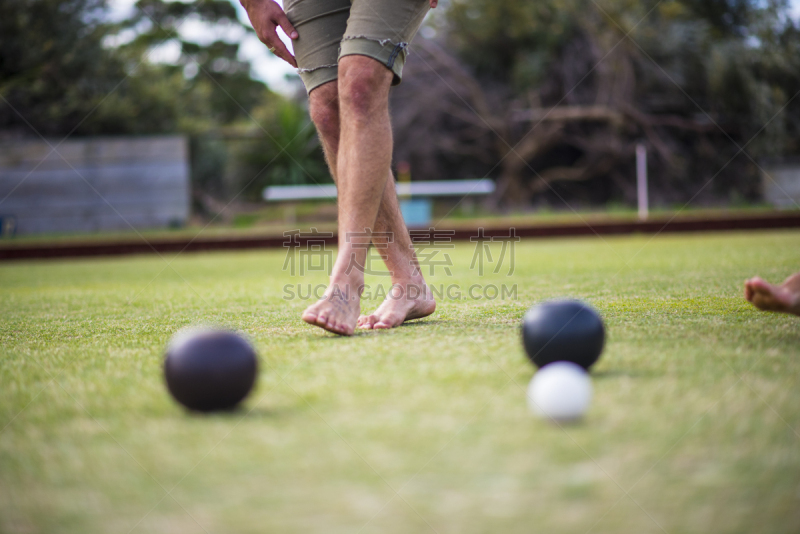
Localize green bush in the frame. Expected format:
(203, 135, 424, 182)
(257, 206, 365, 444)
(233, 98, 330, 200)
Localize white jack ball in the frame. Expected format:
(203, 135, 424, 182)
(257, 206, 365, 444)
(527, 361, 592, 421)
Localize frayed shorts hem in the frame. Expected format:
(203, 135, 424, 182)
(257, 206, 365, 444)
(300, 37, 410, 94)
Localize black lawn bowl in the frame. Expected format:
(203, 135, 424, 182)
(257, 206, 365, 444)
(164, 329, 257, 412)
(522, 300, 605, 370)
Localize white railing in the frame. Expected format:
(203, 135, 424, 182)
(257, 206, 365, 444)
(263, 179, 495, 201)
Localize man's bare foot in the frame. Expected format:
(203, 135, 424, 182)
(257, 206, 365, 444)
(302, 278, 362, 335)
(358, 281, 436, 330)
(744, 273, 800, 316)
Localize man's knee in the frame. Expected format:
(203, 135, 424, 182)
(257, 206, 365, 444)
(338, 56, 392, 117)
(309, 82, 340, 141)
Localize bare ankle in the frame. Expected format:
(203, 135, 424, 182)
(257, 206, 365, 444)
(386, 280, 432, 303)
(328, 272, 365, 300)
(391, 270, 427, 288)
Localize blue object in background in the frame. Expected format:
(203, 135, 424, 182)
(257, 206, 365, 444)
(400, 199, 432, 228)
(0, 215, 16, 237)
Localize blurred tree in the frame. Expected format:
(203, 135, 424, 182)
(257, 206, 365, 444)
(233, 98, 331, 199)
(113, 0, 268, 126)
(0, 0, 328, 203)
(0, 0, 253, 135)
(392, 0, 800, 206)
(0, 0, 129, 135)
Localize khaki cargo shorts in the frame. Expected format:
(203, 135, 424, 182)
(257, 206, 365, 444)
(284, 0, 430, 93)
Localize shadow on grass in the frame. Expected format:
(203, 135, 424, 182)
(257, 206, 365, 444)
(238, 405, 297, 419)
(305, 318, 448, 338)
(354, 319, 448, 333)
(398, 319, 446, 328)
(175, 404, 297, 420)
(591, 368, 659, 379)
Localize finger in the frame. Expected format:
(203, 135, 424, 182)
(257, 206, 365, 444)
(275, 12, 299, 39)
(266, 37, 298, 68)
(429, 0, 438, 7)
(256, 21, 277, 45)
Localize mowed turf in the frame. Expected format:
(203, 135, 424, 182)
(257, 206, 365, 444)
(1, 230, 799, 534)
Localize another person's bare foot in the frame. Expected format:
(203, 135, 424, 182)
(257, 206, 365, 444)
(302, 276, 362, 335)
(358, 280, 436, 330)
(744, 273, 800, 316)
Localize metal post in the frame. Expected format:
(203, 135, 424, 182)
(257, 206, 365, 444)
(636, 143, 648, 221)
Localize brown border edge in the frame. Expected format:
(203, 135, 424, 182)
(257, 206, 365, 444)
(1, 213, 799, 261)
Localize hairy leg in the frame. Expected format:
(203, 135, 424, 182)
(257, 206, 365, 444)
(301, 56, 394, 335)
(359, 181, 435, 330)
(744, 272, 800, 317)
(304, 78, 435, 333)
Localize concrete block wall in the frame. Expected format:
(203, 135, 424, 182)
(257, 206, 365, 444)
(0, 136, 190, 235)
(762, 160, 800, 209)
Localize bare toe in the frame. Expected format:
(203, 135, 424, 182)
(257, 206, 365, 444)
(360, 282, 436, 331)
(373, 314, 401, 329)
(743, 275, 799, 314)
(744, 279, 755, 302)
(359, 314, 378, 329)
(302, 309, 318, 324)
(300, 281, 362, 335)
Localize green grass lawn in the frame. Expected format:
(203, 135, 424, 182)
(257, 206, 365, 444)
(1, 230, 799, 534)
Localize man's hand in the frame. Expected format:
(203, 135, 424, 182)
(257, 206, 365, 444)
(240, 0, 298, 68)
(429, 0, 438, 7)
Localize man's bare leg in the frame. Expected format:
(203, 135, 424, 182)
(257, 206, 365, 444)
(301, 56, 397, 335)
(744, 273, 800, 316)
(358, 179, 435, 330)
(303, 78, 435, 333)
